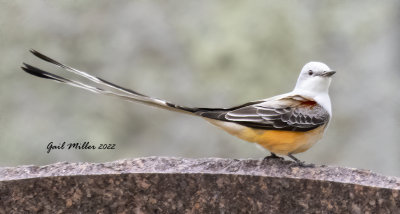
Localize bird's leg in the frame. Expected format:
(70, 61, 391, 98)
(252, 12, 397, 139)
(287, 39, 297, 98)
(287, 154, 301, 162)
(288, 154, 314, 167)
(263, 152, 284, 160)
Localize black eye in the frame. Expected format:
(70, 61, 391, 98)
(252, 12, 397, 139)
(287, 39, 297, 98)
(308, 70, 313, 75)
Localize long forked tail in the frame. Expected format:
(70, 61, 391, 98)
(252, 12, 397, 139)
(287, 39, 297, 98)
(21, 50, 200, 115)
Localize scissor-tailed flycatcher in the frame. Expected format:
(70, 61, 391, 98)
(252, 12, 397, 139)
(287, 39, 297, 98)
(22, 50, 335, 165)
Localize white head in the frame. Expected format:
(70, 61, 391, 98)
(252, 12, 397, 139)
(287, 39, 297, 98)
(294, 62, 335, 95)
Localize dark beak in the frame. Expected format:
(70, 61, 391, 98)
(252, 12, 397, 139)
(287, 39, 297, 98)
(321, 70, 336, 77)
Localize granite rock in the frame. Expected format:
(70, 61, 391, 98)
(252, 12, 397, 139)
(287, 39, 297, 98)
(0, 157, 399, 213)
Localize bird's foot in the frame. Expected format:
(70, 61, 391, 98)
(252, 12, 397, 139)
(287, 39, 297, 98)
(288, 154, 315, 168)
(263, 153, 284, 161)
(294, 162, 315, 168)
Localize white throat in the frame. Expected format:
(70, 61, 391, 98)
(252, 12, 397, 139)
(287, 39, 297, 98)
(294, 76, 332, 96)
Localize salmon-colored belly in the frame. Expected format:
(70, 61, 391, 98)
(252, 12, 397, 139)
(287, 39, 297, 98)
(207, 119, 326, 155)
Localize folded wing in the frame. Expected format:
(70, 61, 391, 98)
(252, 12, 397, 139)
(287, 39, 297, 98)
(196, 95, 329, 132)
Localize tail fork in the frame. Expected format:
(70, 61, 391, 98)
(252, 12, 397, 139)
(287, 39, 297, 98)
(22, 50, 197, 115)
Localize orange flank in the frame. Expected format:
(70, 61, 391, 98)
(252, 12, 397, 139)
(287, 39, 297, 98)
(206, 119, 326, 155)
(238, 126, 326, 155)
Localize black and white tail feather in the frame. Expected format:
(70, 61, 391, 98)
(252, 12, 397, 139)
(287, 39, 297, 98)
(22, 50, 212, 114)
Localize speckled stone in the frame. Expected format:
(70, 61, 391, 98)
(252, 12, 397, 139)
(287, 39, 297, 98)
(0, 157, 399, 213)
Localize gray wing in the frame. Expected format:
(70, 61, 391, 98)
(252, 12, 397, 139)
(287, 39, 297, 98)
(197, 96, 330, 132)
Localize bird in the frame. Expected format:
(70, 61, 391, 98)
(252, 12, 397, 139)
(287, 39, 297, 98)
(22, 50, 335, 166)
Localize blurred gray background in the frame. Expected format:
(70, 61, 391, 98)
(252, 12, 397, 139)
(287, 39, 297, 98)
(1, 1, 400, 176)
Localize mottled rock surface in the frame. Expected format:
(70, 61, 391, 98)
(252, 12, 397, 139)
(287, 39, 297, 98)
(0, 157, 399, 213)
